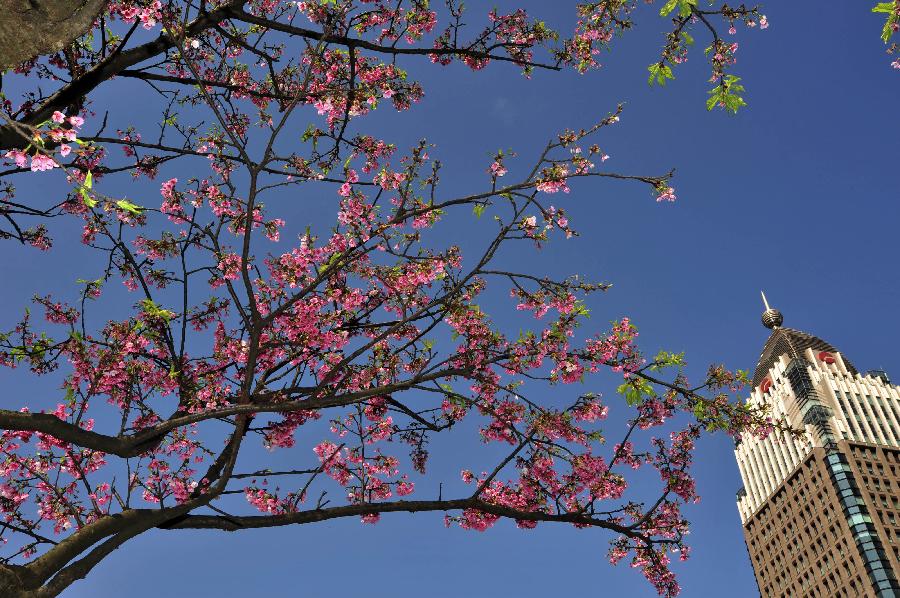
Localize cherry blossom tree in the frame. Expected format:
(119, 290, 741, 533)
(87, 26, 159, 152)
(0, 2, 795, 597)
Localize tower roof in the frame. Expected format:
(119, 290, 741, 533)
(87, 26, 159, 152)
(751, 293, 857, 387)
(752, 327, 858, 387)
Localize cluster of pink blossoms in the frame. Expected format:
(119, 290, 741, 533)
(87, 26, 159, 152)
(513, 289, 576, 319)
(244, 487, 302, 515)
(107, 1, 164, 30)
(454, 471, 547, 531)
(372, 168, 406, 190)
(35, 295, 79, 325)
(304, 49, 423, 127)
(264, 410, 322, 449)
(535, 164, 571, 194)
(338, 169, 360, 197)
(656, 186, 677, 202)
(582, 317, 643, 376)
(564, 3, 630, 72)
(4, 111, 85, 172)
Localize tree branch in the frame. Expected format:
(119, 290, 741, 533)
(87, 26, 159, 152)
(157, 497, 642, 538)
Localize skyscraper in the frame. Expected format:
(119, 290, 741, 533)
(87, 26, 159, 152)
(733, 295, 900, 597)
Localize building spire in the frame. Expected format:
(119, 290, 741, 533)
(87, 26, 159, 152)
(760, 290, 784, 329)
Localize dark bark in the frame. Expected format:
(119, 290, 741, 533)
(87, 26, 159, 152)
(0, 0, 108, 70)
(158, 498, 638, 534)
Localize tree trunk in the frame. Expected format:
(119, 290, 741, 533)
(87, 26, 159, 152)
(0, 564, 36, 598)
(0, 0, 108, 70)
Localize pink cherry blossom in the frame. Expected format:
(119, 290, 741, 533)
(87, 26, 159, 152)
(4, 149, 27, 168)
(30, 154, 57, 172)
(656, 187, 676, 202)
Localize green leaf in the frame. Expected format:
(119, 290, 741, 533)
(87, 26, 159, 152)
(572, 300, 590, 317)
(140, 299, 175, 321)
(79, 172, 96, 207)
(706, 76, 747, 113)
(724, 94, 747, 112)
(116, 199, 143, 214)
(677, 0, 697, 18)
(472, 203, 485, 218)
(659, 0, 678, 16)
(881, 17, 896, 43)
(651, 350, 686, 369)
(79, 187, 96, 208)
(617, 382, 641, 407)
(617, 379, 654, 406)
(648, 63, 675, 87)
(872, 2, 895, 13)
(681, 31, 694, 46)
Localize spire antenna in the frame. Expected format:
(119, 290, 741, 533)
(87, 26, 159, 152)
(760, 291, 783, 329)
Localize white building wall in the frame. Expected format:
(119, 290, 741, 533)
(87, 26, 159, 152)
(734, 348, 900, 524)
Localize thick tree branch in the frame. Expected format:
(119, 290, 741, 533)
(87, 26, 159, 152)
(157, 497, 642, 538)
(0, 368, 469, 458)
(0, 0, 107, 71)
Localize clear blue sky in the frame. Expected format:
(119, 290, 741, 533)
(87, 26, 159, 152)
(2, 2, 899, 596)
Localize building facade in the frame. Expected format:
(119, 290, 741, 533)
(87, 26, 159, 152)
(733, 298, 900, 597)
